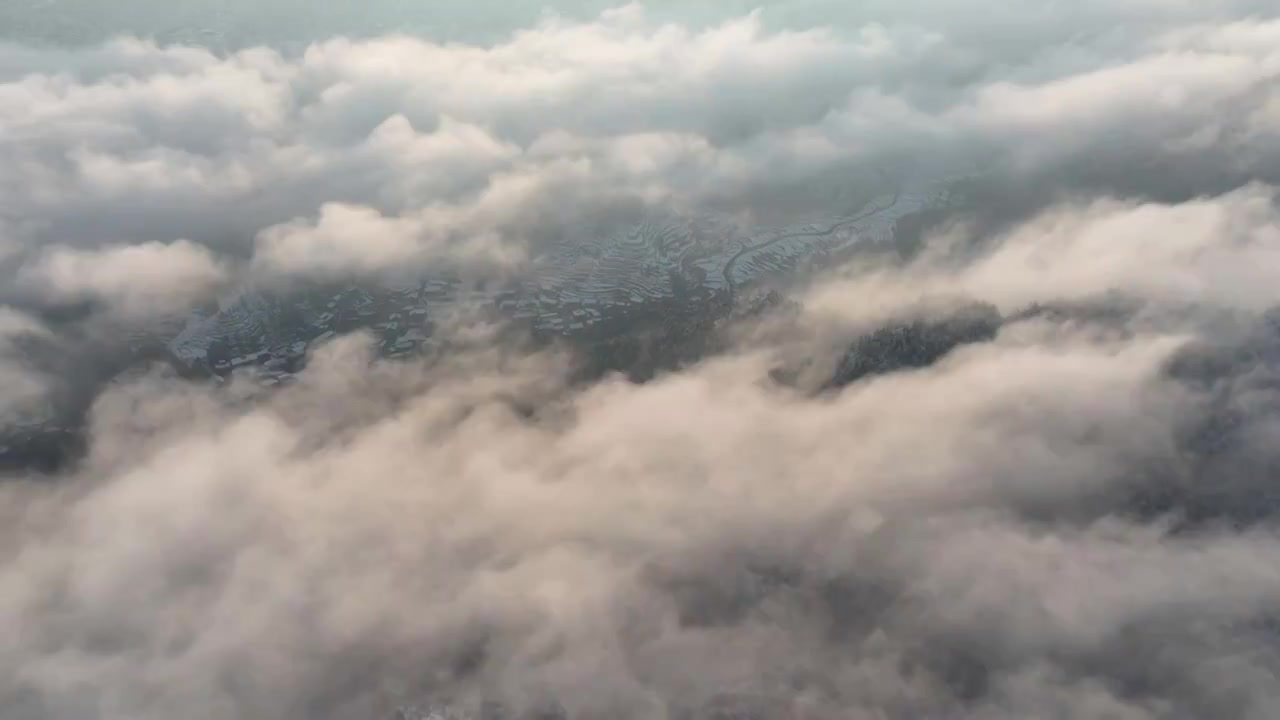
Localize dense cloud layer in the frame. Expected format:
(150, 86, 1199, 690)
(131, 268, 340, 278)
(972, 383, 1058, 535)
(4, 2, 1280, 719)
(3, 4, 1279, 299)
(7, 191, 1280, 718)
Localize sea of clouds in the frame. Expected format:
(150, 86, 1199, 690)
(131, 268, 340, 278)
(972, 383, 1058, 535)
(3, 2, 1280, 718)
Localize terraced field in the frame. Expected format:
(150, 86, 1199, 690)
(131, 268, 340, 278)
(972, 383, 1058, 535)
(164, 172, 962, 374)
(518, 172, 955, 329)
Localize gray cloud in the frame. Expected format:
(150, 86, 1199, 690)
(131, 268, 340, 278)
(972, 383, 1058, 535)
(2, 6, 1278, 294)
(21, 240, 229, 318)
(3, 3, 1280, 719)
(4, 184, 1280, 717)
(0, 308, 58, 426)
(2, 283, 1280, 712)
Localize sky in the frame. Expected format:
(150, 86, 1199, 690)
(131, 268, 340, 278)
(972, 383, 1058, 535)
(2, 2, 1280, 719)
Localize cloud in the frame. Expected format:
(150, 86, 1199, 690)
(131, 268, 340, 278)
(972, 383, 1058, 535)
(252, 203, 452, 281)
(2, 183, 1280, 717)
(2, 3, 1280, 719)
(805, 184, 1280, 323)
(21, 240, 229, 318)
(1, 5, 1278, 294)
(0, 308, 56, 426)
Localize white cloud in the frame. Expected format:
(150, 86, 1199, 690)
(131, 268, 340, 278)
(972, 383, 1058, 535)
(23, 240, 228, 318)
(806, 186, 1280, 324)
(1, 4, 1280, 718)
(253, 203, 450, 280)
(0, 8, 1276, 290)
(0, 308, 55, 425)
(2, 181, 1280, 715)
